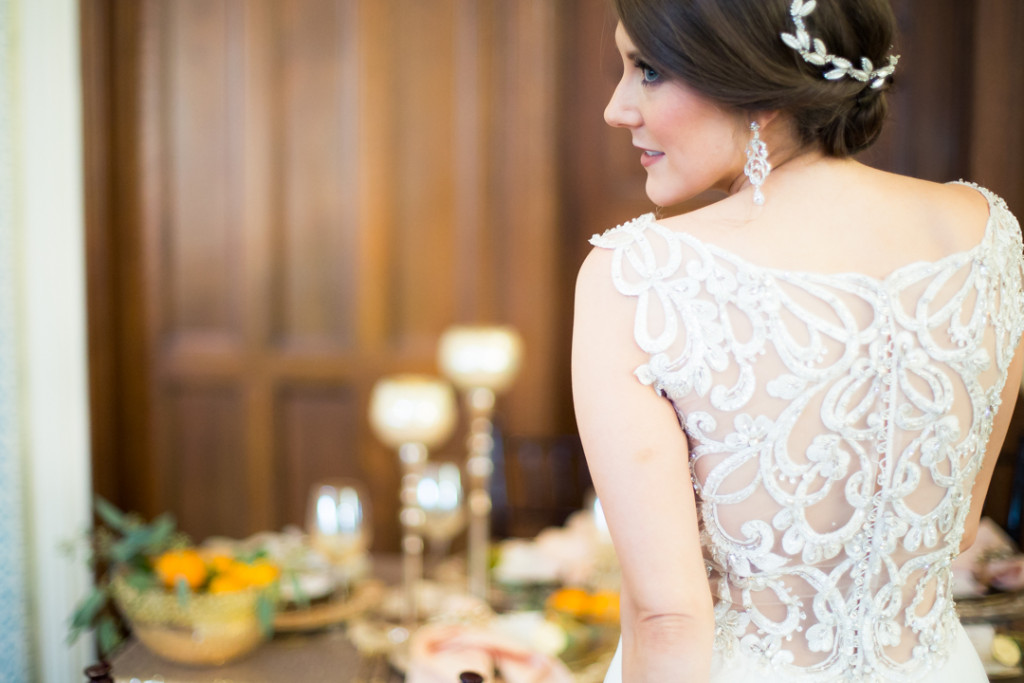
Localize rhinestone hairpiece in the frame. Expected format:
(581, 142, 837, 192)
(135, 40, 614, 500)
(780, 0, 898, 89)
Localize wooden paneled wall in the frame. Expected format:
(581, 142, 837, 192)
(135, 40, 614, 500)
(83, 0, 562, 549)
(83, 0, 1024, 549)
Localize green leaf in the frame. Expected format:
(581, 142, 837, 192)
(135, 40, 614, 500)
(97, 614, 122, 657)
(143, 513, 177, 553)
(256, 593, 276, 636)
(125, 554, 156, 574)
(70, 587, 108, 629)
(237, 547, 269, 564)
(94, 497, 133, 534)
(287, 571, 309, 610)
(109, 525, 160, 564)
(124, 570, 159, 592)
(175, 577, 191, 607)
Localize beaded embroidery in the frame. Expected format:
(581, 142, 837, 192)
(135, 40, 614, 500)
(590, 183, 1024, 681)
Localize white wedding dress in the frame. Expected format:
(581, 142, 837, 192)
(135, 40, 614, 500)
(591, 183, 1024, 682)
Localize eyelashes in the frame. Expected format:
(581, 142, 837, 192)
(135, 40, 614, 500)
(633, 57, 662, 86)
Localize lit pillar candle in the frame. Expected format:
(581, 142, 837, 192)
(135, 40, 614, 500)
(369, 375, 456, 627)
(369, 375, 458, 450)
(438, 325, 523, 601)
(438, 325, 523, 393)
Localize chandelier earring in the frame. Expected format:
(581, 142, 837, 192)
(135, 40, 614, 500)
(744, 122, 771, 205)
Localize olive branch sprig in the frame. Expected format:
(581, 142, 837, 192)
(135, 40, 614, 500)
(67, 498, 184, 657)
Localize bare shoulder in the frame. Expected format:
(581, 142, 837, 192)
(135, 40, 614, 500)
(865, 169, 993, 244)
(575, 245, 616, 299)
(574, 245, 639, 329)
(572, 243, 650, 369)
(898, 172, 990, 207)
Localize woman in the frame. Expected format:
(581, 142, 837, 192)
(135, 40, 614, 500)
(571, 0, 1024, 681)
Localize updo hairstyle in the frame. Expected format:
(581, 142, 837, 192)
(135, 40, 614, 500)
(612, 0, 898, 156)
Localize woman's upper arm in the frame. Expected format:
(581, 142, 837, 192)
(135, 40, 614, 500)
(571, 247, 712, 621)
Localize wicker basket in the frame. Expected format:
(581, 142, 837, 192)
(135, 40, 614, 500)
(111, 574, 269, 666)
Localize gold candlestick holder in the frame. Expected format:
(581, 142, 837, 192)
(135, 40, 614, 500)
(438, 325, 522, 601)
(369, 375, 456, 628)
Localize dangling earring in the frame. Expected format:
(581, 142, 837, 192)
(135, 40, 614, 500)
(744, 122, 771, 205)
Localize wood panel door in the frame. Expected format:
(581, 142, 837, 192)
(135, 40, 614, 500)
(84, 0, 564, 549)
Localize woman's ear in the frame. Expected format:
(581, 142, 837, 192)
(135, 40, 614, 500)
(752, 110, 783, 131)
(752, 110, 803, 156)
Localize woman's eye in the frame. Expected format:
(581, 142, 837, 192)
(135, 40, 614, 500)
(635, 59, 661, 85)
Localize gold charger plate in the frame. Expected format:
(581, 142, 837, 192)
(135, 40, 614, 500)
(273, 580, 384, 633)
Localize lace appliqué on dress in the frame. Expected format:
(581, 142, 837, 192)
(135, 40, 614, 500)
(589, 183, 1024, 682)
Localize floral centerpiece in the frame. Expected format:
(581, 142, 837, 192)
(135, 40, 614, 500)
(483, 506, 621, 679)
(69, 498, 280, 665)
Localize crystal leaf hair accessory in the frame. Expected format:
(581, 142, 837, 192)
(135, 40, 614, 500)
(781, 0, 898, 89)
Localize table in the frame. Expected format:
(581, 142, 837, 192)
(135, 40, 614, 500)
(109, 554, 1024, 683)
(111, 629, 397, 683)
(111, 556, 405, 683)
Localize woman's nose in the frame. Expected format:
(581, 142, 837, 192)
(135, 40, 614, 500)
(604, 79, 641, 129)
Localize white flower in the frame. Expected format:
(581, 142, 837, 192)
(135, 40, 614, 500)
(806, 434, 851, 480)
(493, 539, 560, 584)
(806, 623, 834, 652)
(725, 414, 774, 450)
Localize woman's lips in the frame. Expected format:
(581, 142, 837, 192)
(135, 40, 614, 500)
(640, 149, 664, 167)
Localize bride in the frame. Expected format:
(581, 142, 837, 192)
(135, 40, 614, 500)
(572, 0, 1024, 681)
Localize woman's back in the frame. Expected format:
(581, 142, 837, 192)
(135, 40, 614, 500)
(578, 1, 1024, 680)
(589, 175, 1024, 680)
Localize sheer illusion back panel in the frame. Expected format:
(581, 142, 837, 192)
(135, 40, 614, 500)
(590, 183, 1024, 681)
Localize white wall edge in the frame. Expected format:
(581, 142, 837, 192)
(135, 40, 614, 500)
(11, 0, 95, 679)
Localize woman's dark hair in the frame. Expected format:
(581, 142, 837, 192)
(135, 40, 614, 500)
(612, 0, 898, 156)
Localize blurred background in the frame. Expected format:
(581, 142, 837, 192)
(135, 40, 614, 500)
(2, 0, 1023, 679)
(80, 0, 1024, 552)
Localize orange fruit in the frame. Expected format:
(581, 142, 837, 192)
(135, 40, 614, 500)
(153, 549, 207, 590)
(205, 553, 235, 574)
(208, 574, 248, 594)
(546, 588, 590, 618)
(241, 560, 280, 587)
(213, 557, 280, 589)
(586, 590, 621, 623)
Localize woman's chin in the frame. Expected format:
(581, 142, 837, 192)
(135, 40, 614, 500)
(643, 182, 688, 209)
(644, 176, 726, 210)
